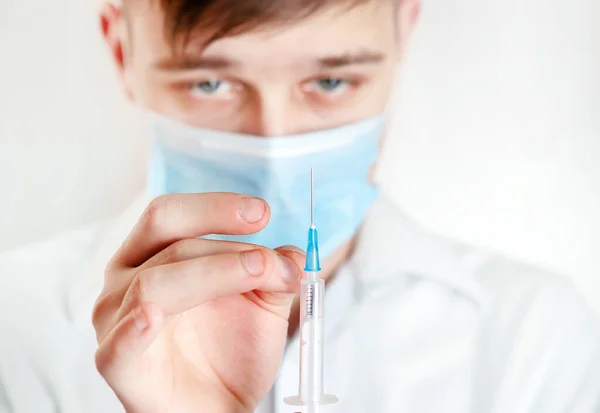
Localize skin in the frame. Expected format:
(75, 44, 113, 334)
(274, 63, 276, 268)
(94, 1, 420, 412)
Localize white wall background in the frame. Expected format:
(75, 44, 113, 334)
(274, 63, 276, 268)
(378, 0, 600, 311)
(0, 1, 598, 309)
(0, 0, 148, 250)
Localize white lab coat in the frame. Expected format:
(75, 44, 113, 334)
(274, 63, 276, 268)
(0, 194, 598, 413)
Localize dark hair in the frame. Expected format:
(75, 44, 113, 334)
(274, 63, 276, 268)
(151, 0, 370, 49)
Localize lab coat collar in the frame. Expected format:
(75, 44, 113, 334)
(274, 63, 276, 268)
(68, 192, 488, 325)
(350, 196, 488, 308)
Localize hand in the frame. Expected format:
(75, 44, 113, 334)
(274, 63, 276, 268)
(92, 193, 304, 413)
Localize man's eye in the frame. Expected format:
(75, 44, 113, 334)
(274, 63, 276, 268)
(189, 80, 232, 97)
(313, 78, 349, 93)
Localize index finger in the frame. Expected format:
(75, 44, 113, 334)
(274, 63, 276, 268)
(110, 193, 270, 269)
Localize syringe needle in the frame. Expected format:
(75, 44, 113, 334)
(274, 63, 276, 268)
(310, 167, 314, 227)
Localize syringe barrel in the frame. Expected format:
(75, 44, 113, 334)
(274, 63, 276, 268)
(299, 274, 325, 402)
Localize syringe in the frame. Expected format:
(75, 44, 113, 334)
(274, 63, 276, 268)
(284, 168, 338, 413)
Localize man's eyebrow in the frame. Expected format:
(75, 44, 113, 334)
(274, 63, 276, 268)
(317, 50, 386, 68)
(154, 56, 238, 71)
(153, 50, 386, 71)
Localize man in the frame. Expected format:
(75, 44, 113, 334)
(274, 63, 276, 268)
(0, 0, 599, 412)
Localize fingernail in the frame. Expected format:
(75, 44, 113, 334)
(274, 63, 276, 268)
(279, 254, 299, 284)
(133, 307, 149, 332)
(238, 197, 266, 223)
(241, 250, 265, 276)
(279, 245, 305, 254)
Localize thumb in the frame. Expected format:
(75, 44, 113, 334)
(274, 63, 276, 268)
(254, 245, 305, 313)
(275, 245, 306, 265)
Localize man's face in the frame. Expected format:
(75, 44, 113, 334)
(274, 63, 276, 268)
(103, 0, 419, 136)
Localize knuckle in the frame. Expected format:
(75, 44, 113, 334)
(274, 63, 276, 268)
(115, 270, 156, 320)
(258, 247, 278, 275)
(202, 193, 221, 213)
(133, 268, 158, 306)
(92, 291, 121, 342)
(94, 347, 112, 376)
(94, 339, 125, 379)
(141, 195, 172, 233)
(164, 238, 196, 263)
(91, 294, 109, 330)
(194, 192, 230, 218)
(104, 259, 117, 278)
(93, 266, 133, 334)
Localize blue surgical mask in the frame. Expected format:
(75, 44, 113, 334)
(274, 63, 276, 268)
(147, 114, 383, 259)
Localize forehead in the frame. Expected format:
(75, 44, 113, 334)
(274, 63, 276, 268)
(127, 1, 397, 67)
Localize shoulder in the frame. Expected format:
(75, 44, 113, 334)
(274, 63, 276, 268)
(437, 234, 600, 411)
(468, 253, 600, 411)
(471, 252, 599, 337)
(363, 196, 597, 318)
(0, 224, 104, 304)
(434, 227, 600, 359)
(364, 196, 600, 409)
